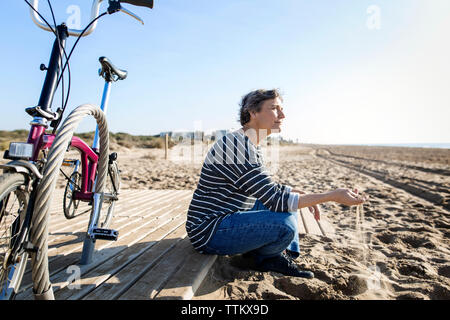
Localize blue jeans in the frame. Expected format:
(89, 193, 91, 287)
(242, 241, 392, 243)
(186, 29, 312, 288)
(203, 200, 300, 263)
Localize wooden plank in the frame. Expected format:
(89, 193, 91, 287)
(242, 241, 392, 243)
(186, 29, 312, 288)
(47, 189, 136, 220)
(21, 190, 174, 284)
(45, 190, 188, 256)
(17, 200, 188, 300)
(48, 207, 185, 295)
(47, 189, 156, 224)
(46, 190, 181, 231)
(299, 207, 322, 235)
(155, 248, 217, 300)
(118, 237, 192, 300)
(47, 191, 190, 277)
(44, 190, 151, 246)
(296, 210, 306, 234)
(17, 190, 192, 299)
(82, 222, 187, 300)
(46, 189, 146, 234)
(317, 217, 336, 238)
(55, 214, 187, 300)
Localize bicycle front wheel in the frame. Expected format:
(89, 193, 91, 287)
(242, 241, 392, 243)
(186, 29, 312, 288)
(0, 172, 30, 300)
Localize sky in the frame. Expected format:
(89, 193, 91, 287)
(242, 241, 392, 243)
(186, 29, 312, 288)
(0, 0, 449, 145)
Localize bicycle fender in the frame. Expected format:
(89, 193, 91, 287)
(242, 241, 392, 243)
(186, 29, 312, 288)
(0, 160, 43, 179)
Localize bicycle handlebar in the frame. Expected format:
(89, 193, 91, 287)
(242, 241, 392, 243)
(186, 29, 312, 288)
(120, 0, 153, 9)
(29, 0, 153, 37)
(30, 0, 103, 37)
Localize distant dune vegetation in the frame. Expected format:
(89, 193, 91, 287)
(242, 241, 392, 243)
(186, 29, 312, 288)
(0, 130, 297, 152)
(0, 130, 176, 151)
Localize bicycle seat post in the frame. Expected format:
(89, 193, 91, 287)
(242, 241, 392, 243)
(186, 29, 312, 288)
(92, 78, 112, 153)
(92, 57, 128, 152)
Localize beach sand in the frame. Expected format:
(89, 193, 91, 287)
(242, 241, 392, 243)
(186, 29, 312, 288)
(100, 142, 449, 300)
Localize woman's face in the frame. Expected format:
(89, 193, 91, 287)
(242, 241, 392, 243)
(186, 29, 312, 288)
(251, 97, 285, 134)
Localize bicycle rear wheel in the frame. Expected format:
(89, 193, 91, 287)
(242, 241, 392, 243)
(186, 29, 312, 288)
(63, 171, 82, 219)
(0, 173, 29, 300)
(99, 159, 120, 228)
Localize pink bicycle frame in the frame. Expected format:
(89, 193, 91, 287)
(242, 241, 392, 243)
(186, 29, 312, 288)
(27, 125, 97, 202)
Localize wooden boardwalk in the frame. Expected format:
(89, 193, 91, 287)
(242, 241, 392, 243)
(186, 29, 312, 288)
(16, 189, 334, 300)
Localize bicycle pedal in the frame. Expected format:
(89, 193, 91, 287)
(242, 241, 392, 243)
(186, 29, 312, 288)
(103, 193, 118, 201)
(62, 159, 77, 167)
(91, 228, 119, 241)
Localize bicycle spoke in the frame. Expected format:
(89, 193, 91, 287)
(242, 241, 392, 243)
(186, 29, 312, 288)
(0, 173, 29, 300)
(0, 194, 22, 251)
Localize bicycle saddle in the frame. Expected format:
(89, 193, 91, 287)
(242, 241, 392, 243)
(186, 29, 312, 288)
(99, 56, 128, 82)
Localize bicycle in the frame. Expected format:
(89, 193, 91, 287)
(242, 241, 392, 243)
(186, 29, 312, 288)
(0, 0, 154, 300)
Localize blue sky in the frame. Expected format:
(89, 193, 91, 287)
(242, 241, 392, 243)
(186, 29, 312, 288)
(1, 0, 449, 144)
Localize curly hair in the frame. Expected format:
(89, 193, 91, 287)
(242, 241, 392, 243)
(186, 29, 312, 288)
(238, 89, 283, 126)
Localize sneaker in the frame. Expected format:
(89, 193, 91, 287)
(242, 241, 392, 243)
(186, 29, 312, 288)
(255, 253, 314, 279)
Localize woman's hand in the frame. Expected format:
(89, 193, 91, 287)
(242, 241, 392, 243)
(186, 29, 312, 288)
(331, 188, 368, 206)
(308, 205, 321, 221)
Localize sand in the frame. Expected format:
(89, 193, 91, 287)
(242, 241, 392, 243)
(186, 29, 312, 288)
(6, 141, 450, 300)
(102, 142, 449, 300)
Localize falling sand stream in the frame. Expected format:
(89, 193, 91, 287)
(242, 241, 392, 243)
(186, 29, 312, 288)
(350, 201, 399, 296)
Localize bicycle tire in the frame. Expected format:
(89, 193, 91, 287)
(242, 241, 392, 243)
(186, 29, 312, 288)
(98, 160, 120, 229)
(0, 173, 30, 300)
(63, 171, 82, 219)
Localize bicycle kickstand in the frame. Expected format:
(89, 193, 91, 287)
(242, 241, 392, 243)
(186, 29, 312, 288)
(80, 192, 119, 265)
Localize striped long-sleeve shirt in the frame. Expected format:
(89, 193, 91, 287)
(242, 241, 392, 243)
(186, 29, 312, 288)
(186, 128, 300, 253)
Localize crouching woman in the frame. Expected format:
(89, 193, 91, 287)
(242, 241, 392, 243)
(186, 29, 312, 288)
(186, 89, 367, 278)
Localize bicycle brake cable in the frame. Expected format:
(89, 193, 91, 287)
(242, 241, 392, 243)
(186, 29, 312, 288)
(56, 11, 108, 93)
(23, 0, 107, 133)
(23, 0, 71, 133)
(46, 0, 67, 134)
(46, 0, 72, 134)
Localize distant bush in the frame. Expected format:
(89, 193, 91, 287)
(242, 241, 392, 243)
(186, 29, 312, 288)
(76, 132, 95, 146)
(0, 141, 10, 151)
(0, 129, 30, 151)
(110, 132, 175, 149)
(265, 136, 299, 146)
(0, 130, 176, 151)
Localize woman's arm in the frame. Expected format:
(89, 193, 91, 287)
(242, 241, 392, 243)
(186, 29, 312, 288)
(292, 188, 368, 221)
(291, 188, 322, 221)
(296, 188, 367, 209)
(296, 192, 334, 209)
